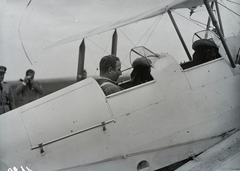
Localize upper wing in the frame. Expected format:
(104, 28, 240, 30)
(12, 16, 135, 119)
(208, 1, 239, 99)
(45, 0, 213, 49)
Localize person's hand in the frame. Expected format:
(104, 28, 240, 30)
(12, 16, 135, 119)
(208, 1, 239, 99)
(23, 76, 30, 83)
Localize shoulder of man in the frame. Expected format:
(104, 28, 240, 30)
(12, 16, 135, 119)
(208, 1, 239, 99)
(1, 82, 12, 92)
(102, 83, 122, 96)
(96, 78, 119, 87)
(100, 81, 116, 87)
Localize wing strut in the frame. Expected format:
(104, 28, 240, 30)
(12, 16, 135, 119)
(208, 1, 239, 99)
(215, 1, 224, 37)
(111, 29, 118, 56)
(168, 10, 192, 61)
(205, 2, 214, 39)
(77, 39, 86, 82)
(204, 0, 236, 68)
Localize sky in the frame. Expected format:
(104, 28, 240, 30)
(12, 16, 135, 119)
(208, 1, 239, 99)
(0, 0, 239, 81)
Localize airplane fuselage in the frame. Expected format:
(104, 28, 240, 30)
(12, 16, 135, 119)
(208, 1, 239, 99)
(1, 35, 240, 171)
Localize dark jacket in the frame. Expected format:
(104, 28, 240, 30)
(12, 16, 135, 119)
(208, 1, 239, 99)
(0, 82, 15, 114)
(15, 81, 43, 106)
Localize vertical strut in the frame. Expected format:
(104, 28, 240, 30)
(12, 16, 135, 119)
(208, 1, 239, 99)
(168, 10, 192, 61)
(111, 29, 118, 56)
(205, 2, 215, 39)
(77, 39, 86, 81)
(215, 1, 224, 37)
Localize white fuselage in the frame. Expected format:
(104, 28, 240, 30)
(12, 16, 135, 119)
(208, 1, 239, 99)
(1, 37, 240, 171)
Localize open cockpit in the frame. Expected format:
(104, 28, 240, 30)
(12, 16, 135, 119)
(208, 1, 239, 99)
(118, 46, 158, 90)
(181, 30, 222, 70)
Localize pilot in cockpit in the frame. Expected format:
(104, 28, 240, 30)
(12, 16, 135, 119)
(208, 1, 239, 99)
(96, 55, 123, 96)
(130, 58, 153, 86)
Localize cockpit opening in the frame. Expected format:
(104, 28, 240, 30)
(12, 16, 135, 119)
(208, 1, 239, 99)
(130, 58, 153, 86)
(181, 30, 222, 70)
(119, 46, 158, 89)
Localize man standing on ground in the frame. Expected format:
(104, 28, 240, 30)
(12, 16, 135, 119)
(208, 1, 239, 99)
(96, 55, 122, 96)
(0, 66, 15, 114)
(16, 69, 43, 106)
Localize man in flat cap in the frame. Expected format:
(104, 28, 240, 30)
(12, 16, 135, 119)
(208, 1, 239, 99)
(0, 66, 15, 115)
(16, 69, 43, 106)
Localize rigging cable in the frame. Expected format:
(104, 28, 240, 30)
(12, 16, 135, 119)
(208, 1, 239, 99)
(120, 15, 162, 63)
(221, 0, 240, 34)
(173, 10, 211, 30)
(86, 37, 110, 55)
(136, 15, 162, 46)
(85, 40, 98, 77)
(226, 0, 240, 6)
(118, 28, 135, 47)
(18, 0, 33, 65)
(102, 35, 112, 57)
(189, 15, 214, 29)
(218, 1, 240, 17)
(118, 28, 137, 67)
(143, 15, 162, 46)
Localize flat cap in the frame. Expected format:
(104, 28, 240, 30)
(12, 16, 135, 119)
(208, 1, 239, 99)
(132, 58, 152, 68)
(0, 66, 7, 73)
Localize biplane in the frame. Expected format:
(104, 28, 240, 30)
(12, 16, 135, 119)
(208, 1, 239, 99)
(1, 0, 240, 171)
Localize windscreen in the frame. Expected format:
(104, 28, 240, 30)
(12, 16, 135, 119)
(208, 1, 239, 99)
(130, 46, 160, 68)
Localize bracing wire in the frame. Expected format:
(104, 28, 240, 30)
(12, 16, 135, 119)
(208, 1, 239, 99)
(120, 15, 162, 64)
(173, 10, 210, 30)
(221, 0, 240, 35)
(121, 54, 131, 68)
(86, 37, 110, 55)
(144, 15, 162, 46)
(136, 15, 162, 46)
(226, 0, 240, 6)
(85, 40, 98, 76)
(218, 1, 240, 17)
(117, 28, 136, 68)
(189, 15, 213, 29)
(118, 28, 135, 47)
(102, 35, 112, 57)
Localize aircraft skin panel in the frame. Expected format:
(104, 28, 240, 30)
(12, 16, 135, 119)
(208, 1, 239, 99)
(55, 136, 224, 171)
(1, 104, 239, 171)
(108, 73, 240, 157)
(52, 54, 240, 170)
(54, 83, 240, 171)
(0, 110, 30, 159)
(19, 77, 112, 147)
(123, 103, 240, 155)
(151, 53, 192, 99)
(183, 58, 234, 89)
(106, 80, 165, 118)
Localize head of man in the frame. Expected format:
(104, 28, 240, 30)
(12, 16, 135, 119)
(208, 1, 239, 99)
(26, 69, 35, 82)
(100, 55, 122, 82)
(0, 66, 7, 83)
